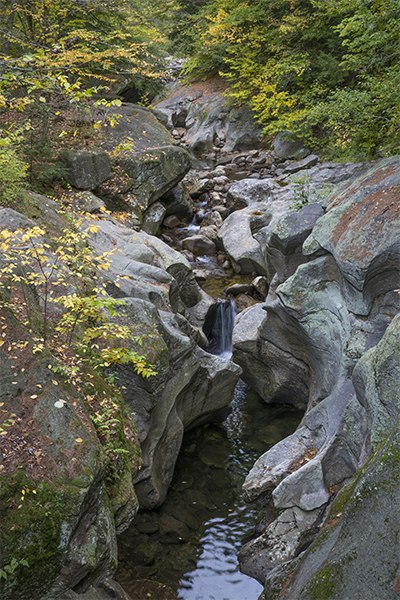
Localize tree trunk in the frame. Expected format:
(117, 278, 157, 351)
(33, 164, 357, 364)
(2, 0, 16, 55)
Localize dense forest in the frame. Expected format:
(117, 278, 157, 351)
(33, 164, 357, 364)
(0, 0, 400, 199)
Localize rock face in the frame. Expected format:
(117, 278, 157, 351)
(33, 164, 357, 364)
(233, 157, 400, 596)
(153, 79, 265, 157)
(118, 146, 192, 212)
(272, 132, 310, 161)
(58, 103, 192, 233)
(79, 217, 241, 509)
(0, 317, 140, 600)
(261, 316, 400, 600)
(59, 150, 112, 190)
(0, 193, 241, 599)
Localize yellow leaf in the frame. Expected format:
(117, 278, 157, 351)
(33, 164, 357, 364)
(75, 438, 83, 443)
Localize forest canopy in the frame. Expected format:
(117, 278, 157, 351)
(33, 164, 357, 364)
(174, 0, 400, 159)
(0, 0, 399, 163)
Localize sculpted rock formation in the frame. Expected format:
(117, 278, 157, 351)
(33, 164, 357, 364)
(0, 191, 240, 598)
(233, 157, 400, 596)
(79, 217, 241, 509)
(260, 315, 400, 600)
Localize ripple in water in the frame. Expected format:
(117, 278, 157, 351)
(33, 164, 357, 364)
(116, 380, 303, 600)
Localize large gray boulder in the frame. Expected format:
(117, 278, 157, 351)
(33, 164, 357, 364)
(217, 200, 291, 277)
(260, 315, 400, 599)
(273, 132, 310, 161)
(101, 104, 173, 152)
(226, 179, 284, 212)
(303, 156, 400, 315)
(267, 202, 325, 281)
(58, 149, 112, 190)
(118, 145, 192, 211)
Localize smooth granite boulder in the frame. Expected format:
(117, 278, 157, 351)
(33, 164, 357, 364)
(259, 318, 400, 599)
(303, 156, 400, 315)
(226, 178, 285, 213)
(273, 132, 310, 161)
(217, 201, 290, 276)
(267, 202, 325, 281)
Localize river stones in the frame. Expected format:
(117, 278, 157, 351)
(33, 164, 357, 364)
(158, 515, 190, 544)
(182, 234, 217, 256)
(142, 201, 167, 236)
(160, 183, 193, 219)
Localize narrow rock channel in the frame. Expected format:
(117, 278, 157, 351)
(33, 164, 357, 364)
(116, 374, 303, 600)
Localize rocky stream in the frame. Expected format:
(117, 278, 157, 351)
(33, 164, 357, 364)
(1, 77, 400, 600)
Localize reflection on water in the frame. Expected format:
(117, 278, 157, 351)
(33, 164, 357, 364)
(116, 380, 303, 600)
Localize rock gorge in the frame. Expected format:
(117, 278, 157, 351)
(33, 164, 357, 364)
(1, 81, 399, 600)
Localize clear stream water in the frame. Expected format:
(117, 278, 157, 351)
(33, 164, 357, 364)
(116, 210, 303, 599)
(116, 380, 303, 600)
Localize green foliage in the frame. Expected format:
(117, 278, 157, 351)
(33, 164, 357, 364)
(0, 220, 157, 379)
(0, 0, 175, 190)
(288, 175, 333, 211)
(0, 136, 28, 205)
(181, 0, 400, 158)
(0, 558, 29, 581)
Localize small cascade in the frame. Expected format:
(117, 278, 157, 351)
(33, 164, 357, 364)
(203, 299, 237, 358)
(185, 213, 201, 233)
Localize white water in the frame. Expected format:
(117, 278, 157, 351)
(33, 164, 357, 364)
(206, 299, 237, 358)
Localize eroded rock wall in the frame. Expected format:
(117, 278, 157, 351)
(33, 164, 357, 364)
(233, 157, 400, 596)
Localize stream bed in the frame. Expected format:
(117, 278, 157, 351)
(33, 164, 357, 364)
(116, 380, 303, 600)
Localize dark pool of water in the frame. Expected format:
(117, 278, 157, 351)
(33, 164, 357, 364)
(116, 380, 303, 600)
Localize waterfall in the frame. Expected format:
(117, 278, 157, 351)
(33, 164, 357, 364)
(203, 299, 237, 359)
